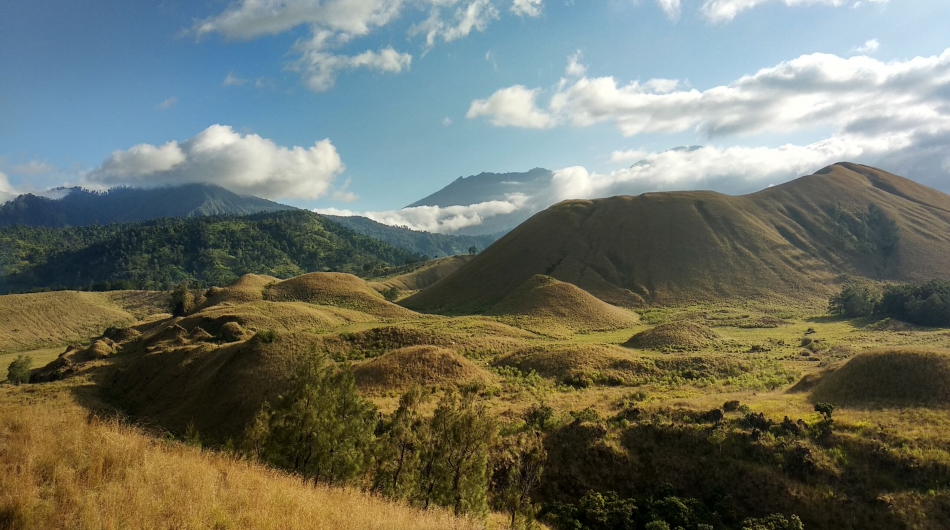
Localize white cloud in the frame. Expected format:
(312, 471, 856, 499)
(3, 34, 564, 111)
(609, 149, 651, 163)
(10, 161, 55, 176)
(0, 172, 18, 203)
(85, 125, 345, 200)
(411, 0, 500, 49)
(331, 178, 359, 202)
(656, 0, 681, 21)
(565, 51, 586, 77)
(316, 194, 528, 233)
(474, 49, 950, 143)
(852, 38, 880, 55)
(223, 72, 248, 86)
(194, 0, 525, 91)
(700, 0, 888, 23)
(467, 85, 556, 128)
(159, 97, 178, 110)
(289, 32, 412, 91)
(443, 117, 453, 126)
(511, 0, 543, 17)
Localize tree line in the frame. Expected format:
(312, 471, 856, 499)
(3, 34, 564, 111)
(829, 279, 950, 327)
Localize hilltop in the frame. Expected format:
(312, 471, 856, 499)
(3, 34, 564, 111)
(0, 184, 293, 228)
(0, 210, 419, 292)
(404, 163, 950, 312)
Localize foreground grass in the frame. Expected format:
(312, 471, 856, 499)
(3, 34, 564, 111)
(0, 386, 484, 530)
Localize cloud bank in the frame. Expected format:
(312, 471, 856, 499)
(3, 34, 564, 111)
(317, 193, 528, 233)
(85, 125, 345, 200)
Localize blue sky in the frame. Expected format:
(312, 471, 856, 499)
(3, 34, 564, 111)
(2, 0, 949, 232)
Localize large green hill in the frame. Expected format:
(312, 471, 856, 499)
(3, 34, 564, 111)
(404, 163, 950, 312)
(0, 210, 419, 292)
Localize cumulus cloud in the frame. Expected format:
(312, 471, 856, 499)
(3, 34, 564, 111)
(511, 0, 543, 17)
(656, 0, 682, 21)
(316, 194, 528, 233)
(700, 0, 889, 23)
(852, 38, 880, 55)
(159, 97, 178, 110)
(85, 125, 345, 200)
(565, 51, 586, 77)
(467, 85, 556, 128)
(473, 49, 950, 142)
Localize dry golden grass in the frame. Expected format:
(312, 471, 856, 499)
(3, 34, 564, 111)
(0, 387, 485, 530)
(0, 291, 138, 353)
(811, 348, 950, 408)
(623, 321, 720, 352)
(369, 255, 472, 292)
(179, 300, 377, 336)
(266, 272, 418, 319)
(199, 273, 278, 308)
(487, 275, 639, 336)
(354, 345, 489, 392)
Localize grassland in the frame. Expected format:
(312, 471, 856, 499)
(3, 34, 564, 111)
(0, 383, 486, 530)
(6, 273, 950, 528)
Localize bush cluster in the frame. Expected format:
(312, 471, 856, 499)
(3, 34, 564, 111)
(829, 280, 950, 327)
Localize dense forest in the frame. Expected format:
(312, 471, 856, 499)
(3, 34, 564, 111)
(0, 210, 421, 292)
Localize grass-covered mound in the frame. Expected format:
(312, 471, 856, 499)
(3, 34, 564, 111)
(180, 301, 376, 337)
(487, 275, 639, 335)
(200, 274, 278, 308)
(265, 272, 417, 319)
(623, 321, 720, 352)
(369, 255, 472, 293)
(353, 345, 487, 392)
(0, 291, 139, 352)
(811, 348, 950, 407)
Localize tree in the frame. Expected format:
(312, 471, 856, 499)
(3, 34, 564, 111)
(169, 281, 195, 316)
(6, 355, 32, 385)
(416, 387, 498, 516)
(829, 282, 879, 318)
(468, 246, 478, 256)
(249, 354, 378, 486)
(491, 431, 547, 528)
(372, 386, 428, 499)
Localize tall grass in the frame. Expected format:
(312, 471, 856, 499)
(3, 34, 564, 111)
(0, 398, 483, 530)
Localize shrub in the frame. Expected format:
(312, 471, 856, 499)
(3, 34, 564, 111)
(256, 330, 278, 344)
(6, 355, 32, 385)
(829, 282, 880, 318)
(382, 287, 400, 301)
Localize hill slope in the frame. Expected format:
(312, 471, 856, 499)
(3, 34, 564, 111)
(0, 184, 293, 227)
(0, 210, 419, 292)
(404, 163, 950, 312)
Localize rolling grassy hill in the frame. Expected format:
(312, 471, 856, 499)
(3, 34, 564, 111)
(404, 163, 950, 312)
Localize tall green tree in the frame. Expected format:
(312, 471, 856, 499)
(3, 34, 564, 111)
(491, 430, 547, 528)
(248, 354, 378, 486)
(372, 385, 428, 499)
(416, 387, 499, 516)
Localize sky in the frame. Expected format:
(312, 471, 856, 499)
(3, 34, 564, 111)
(2, 0, 950, 233)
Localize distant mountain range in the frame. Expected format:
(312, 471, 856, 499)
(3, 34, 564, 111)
(408, 167, 552, 208)
(0, 183, 504, 258)
(0, 184, 293, 228)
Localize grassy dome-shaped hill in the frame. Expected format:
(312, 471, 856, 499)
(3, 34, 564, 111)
(811, 348, 950, 408)
(493, 344, 648, 386)
(486, 275, 639, 335)
(201, 274, 278, 308)
(623, 321, 720, 352)
(265, 272, 417, 319)
(353, 346, 487, 392)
